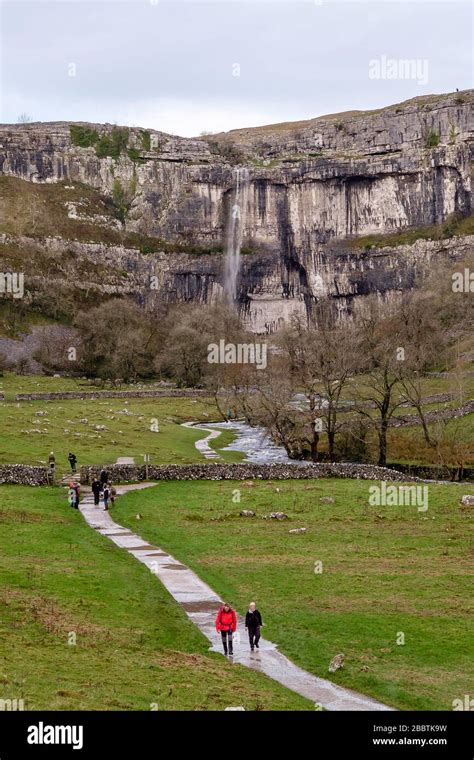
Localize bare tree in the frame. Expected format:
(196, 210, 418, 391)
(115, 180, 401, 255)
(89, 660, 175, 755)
(352, 299, 408, 467)
(279, 307, 359, 460)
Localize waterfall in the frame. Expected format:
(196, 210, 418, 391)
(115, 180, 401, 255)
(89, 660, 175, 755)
(224, 167, 249, 303)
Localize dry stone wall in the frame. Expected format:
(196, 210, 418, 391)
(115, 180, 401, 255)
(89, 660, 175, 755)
(0, 465, 49, 485)
(80, 462, 420, 485)
(16, 389, 208, 401)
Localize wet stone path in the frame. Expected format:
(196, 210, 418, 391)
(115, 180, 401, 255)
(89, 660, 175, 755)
(181, 421, 223, 460)
(79, 482, 392, 711)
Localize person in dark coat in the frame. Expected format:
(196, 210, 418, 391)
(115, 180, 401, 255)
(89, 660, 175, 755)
(91, 478, 101, 507)
(245, 602, 263, 651)
(100, 469, 109, 486)
(68, 452, 77, 473)
(215, 602, 237, 656)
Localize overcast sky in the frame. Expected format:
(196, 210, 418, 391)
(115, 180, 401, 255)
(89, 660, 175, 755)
(0, 0, 472, 136)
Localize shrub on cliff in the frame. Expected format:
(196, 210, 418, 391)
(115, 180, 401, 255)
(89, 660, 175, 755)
(70, 125, 99, 148)
(141, 130, 151, 151)
(95, 126, 130, 158)
(425, 129, 440, 148)
(207, 139, 246, 165)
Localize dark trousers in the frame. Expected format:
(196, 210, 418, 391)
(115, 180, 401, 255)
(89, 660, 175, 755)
(221, 630, 233, 655)
(248, 626, 261, 649)
(93, 492, 100, 506)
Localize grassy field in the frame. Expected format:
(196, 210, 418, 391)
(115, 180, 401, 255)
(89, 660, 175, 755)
(114, 478, 474, 711)
(0, 392, 471, 469)
(0, 389, 243, 469)
(0, 370, 472, 468)
(0, 485, 310, 710)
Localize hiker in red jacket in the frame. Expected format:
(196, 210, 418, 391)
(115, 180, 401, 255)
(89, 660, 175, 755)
(215, 602, 237, 656)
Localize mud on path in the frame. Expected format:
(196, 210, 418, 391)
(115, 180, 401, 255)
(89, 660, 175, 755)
(79, 482, 393, 711)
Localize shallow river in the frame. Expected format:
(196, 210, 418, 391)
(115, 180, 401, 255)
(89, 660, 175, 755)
(204, 420, 308, 465)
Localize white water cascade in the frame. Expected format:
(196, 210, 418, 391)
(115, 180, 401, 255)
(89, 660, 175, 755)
(224, 167, 249, 303)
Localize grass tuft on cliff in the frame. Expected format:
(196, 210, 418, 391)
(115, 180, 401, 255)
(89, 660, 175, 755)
(347, 213, 474, 250)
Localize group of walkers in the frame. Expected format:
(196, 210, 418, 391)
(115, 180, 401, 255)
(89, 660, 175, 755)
(48, 451, 77, 478)
(91, 469, 116, 511)
(215, 601, 263, 655)
(61, 452, 116, 511)
(62, 450, 262, 656)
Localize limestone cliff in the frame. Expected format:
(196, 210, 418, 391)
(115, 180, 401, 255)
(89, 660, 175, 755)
(0, 90, 473, 331)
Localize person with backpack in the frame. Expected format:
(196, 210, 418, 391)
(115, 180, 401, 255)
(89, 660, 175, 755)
(245, 602, 263, 651)
(100, 468, 109, 486)
(103, 483, 110, 511)
(68, 452, 77, 473)
(91, 478, 101, 507)
(215, 602, 237, 656)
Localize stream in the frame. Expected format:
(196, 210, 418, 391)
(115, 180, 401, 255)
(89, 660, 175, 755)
(204, 420, 308, 465)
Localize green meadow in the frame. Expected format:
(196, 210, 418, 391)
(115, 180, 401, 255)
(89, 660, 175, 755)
(0, 391, 242, 470)
(0, 485, 310, 710)
(114, 478, 474, 711)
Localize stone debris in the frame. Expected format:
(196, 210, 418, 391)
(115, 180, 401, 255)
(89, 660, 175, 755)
(329, 653, 345, 673)
(239, 510, 255, 517)
(320, 496, 335, 504)
(269, 511, 288, 520)
(460, 495, 474, 506)
(289, 527, 307, 534)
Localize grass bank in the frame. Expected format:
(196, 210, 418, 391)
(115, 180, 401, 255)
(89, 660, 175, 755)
(114, 478, 474, 710)
(0, 485, 310, 710)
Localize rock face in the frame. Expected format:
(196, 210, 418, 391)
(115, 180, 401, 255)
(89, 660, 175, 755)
(0, 91, 473, 331)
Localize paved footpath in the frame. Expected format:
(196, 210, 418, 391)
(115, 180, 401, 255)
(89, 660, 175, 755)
(181, 421, 223, 460)
(79, 482, 393, 711)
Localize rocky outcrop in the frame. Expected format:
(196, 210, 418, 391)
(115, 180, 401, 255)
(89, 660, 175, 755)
(2, 231, 472, 333)
(1, 91, 473, 331)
